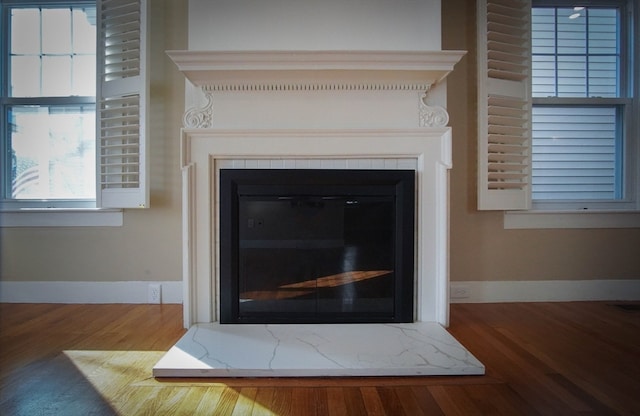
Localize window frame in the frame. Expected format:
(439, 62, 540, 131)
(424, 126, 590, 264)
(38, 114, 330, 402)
(529, 0, 638, 212)
(1, 0, 98, 208)
(0, 0, 149, 227)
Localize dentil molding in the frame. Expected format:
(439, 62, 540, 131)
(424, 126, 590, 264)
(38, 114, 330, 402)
(171, 50, 466, 129)
(167, 50, 465, 90)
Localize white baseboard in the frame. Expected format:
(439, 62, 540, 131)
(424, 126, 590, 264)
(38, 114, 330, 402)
(1, 279, 638, 305)
(0, 281, 183, 304)
(450, 279, 640, 303)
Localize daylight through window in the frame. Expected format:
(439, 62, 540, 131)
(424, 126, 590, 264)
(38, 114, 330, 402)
(2, 3, 97, 205)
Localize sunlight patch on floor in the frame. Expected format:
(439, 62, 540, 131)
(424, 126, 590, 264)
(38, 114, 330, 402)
(63, 350, 278, 415)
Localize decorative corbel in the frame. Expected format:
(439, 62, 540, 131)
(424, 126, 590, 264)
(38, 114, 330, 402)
(183, 88, 214, 128)
(419, 87, 449, 128)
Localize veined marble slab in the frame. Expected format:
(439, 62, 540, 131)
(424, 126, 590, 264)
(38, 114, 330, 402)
(153, 322, 484, 377)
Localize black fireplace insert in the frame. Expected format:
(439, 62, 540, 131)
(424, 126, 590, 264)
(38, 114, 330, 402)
(219, 169, 415, 324)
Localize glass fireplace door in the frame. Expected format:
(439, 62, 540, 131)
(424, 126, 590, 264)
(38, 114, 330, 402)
(237, 196, 396, 322)
(219, 168, 415, 324)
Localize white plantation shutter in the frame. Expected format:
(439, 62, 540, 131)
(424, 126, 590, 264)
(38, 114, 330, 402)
(477, 0, 532, 210)
(96, 0, 149, 208)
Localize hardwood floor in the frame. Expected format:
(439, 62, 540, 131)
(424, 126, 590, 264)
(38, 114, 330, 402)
(1, 301, 639, 415)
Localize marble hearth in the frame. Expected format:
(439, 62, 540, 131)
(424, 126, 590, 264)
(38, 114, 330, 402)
(153, 322, 484, 377)
(153, 49, 484, 377)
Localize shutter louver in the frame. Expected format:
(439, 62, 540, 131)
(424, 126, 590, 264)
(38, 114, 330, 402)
(97, 0, 149, 208)
(478, 0, 532, 210)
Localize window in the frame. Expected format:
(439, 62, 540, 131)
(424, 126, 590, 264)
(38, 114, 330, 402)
(1, 2, 97, 209)
(477, 0, 639, 220)
(531, 2, 635, 210)
(1, 0, 149, 225)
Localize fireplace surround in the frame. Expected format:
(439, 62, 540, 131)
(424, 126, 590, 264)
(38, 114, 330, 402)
(179, 128, 452, 328)
(168, 50, 465, 328)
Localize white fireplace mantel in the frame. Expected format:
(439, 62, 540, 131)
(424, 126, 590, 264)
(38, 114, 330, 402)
(166, 50, 466, 91)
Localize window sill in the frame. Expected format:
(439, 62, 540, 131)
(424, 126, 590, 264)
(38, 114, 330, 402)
(0, 208, 123, 227)
(504, 210, 640, 229)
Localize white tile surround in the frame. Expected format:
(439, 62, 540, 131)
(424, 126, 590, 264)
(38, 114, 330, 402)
(155, 49, 483, 377)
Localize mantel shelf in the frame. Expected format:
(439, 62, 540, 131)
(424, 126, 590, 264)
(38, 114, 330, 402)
(166, 50, 466, 91)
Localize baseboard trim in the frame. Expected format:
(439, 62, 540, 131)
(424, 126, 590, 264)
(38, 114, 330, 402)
(0, 281, 182, 304)
(1, 279, 637, 305)
(450, 279, 640, 303)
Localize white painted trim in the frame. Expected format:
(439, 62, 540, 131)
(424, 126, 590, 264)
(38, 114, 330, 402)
(450, 279, 640, 303)
(2, 279, 636, 305)
(181, 129, 453, 327)
(166, 50, 466, 90)
(504, 210, 640, 229)
(0, 209, 123, 227)
(0, 281, 182, 304)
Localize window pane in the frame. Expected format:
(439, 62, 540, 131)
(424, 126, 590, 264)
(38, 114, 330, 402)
(589, 9, 618, 54)
(532, 8, 556, 54)
(532, 6, 620, 98)
(10, 5, 96, 98)
(9, 105, 96, 200)
(557, 8, 586, 55)
(73, 8, 97, 54)
(532, 106, 621, 200)
(42, 56, 72, 96)
(557, 56, 586, 96)
(589, 56, 618, 97)
(11, 56, 41, 96)
(42, 8, 72, 54)
(11, 9, 40, 54)
(73, 55, 97, 96)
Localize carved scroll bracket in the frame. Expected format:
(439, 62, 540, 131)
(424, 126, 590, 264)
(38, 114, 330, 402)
(419, 89, 449, 128)
(183, 89, 214, 128)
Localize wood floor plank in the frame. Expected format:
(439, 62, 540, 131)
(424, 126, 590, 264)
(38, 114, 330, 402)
(192, 386, 227, 414)
(360, 386, 386, 416)
(289, 387, 318, 416)
(376, 386, 406, 416)
(342, 386, 368, 415)
(169, 386, 209, 415)
(325, 387, 349, 416)
(270, 385, 293, 415)
(394, 385, 438, 415)
(232, 387, 258, 416)
(462, 383, 541, 416)
(428, 385, 469, 416)
(251, 387, 276, 415)
(403, 385, 446, 416)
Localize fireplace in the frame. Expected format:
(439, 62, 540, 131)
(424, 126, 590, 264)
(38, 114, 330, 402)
(219, 169, 415, 324)
(153, 4, 484, 376)
(153, 49, 486, 377)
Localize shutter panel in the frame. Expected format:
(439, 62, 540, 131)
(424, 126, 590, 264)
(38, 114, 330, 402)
(477, 0, 532, 210)
(96, 0, 149, 208)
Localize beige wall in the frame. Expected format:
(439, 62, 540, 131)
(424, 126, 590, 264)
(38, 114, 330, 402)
(444, 0, 640, 283)
(0, 0, 188, 283)
(1, 0, 638, 288)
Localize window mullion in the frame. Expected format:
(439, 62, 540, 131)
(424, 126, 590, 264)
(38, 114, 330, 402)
(585, 7, 590, 97)
(39, 7, 43, 97)
(554, 8, 559, 97)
